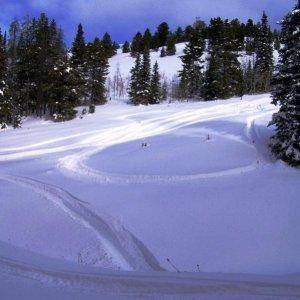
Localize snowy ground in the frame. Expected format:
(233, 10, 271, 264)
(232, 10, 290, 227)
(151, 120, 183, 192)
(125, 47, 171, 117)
(0, 94, 299, 299)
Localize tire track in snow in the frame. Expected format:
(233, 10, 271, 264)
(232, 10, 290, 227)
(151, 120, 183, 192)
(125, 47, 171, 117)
(0, 174, 163, 272)
(60, 99, 271, 184)
(1, 246, 299, 299)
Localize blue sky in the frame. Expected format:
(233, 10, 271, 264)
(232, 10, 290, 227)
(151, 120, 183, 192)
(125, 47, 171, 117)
(0, 0, 295, 45)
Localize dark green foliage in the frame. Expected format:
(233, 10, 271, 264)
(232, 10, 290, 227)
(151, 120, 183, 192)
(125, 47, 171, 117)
(179, 28, 205, 99)
(160, 46, 166, 57)
(88, 104, 95, 114)
(243, 60, 255, 94)
(102, 32, 117, 57)
(142, 28, 152, 50)
(86, 38, 109, 105)
(131, 32, 143, 57)
(155, 22, 170, 47)
(129, 50, 161, 105)
(273, 29, 281, 51)
(254, 12, 274, 93)
(0, 28, 15, 128)
(139, 48, 151, 104)
(175, 27, 184, 43)
(70, 23, 88, 103)
(203, 18, 244, 100)
(166, 36, 177, 56)
(184, 25, 194, 41)
(149, 61, 161, 104)
(128, 53, 142, 105)
(122, 41, 130, 53)
(270, 2, 300, 166)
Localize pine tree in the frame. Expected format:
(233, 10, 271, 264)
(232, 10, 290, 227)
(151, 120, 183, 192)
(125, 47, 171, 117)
(161, 79, 168, 101)
(244, 60, 255, 94)
(175, 27, 184, 43)
(179, 28, 205, 99)
(139, 48, 151, 105)
(128, 53, 142, 105)
(203, 44, 223, 100)
(269, 1, 300, 166)
(149, 61, 161, 104)
(166, 36, 176, 56)
(102, 32, 116, 57)
(131, 32, 143, 57)
(48, 26, 77, 121)
(122, 41, 130, 53)
(204, 18, 243, 100)
(254, 12, 274, 93)
(155, 22, 170, 47)
(87, 38, 109, 105)
(142, 28, 152, 50)
(160, 46, 166, 57)
(70, 23, 88, 103)
(0, 28, 13, 128)
(221, 21, 244, 98)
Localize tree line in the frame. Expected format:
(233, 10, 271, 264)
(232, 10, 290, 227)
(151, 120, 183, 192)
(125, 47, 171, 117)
(129, 12, 275, 105)
(0, 13, 116, 128)
(123, 16, 280, 59)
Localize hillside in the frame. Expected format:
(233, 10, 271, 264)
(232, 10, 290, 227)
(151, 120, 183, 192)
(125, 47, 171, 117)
(107, 42, 279, 101)
(0, 93, 299, 299)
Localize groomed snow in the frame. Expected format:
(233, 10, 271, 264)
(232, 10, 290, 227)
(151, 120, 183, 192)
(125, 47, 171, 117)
(0, 93, 299, 299)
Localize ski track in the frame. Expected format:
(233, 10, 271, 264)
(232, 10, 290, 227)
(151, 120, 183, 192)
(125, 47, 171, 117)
(0, 174, 163, 272)
(1, 95, 291, 298)
(59, 97, 276, 184)
(1, 249, 300, 298)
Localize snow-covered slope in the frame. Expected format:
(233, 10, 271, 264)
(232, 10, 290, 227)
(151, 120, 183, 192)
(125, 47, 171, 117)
(0, 94, 299, 299)
(108, 43, 278, 101)
(109, 43, 187, 81)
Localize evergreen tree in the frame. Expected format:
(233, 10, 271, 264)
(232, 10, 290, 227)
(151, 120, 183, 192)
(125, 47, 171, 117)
(86, 38, 109, 105)
(244, 19, 257, 54)
(203, 44, 223, 100)
(204, 18, 243, 100)
(243, 60, 255, 94)
(166, 36, 177, 56)
(122, 41, 130, 53)
(273, 29, 281, 51)
(149, 61, 161, 104)
(184, 25, 194, 41)
(161, 79, 168, 101)
(70, 23, 88, 103)
(102, 32, 116, 57)
(175, 26, 184, 43)
(128, 53, 142, 105)
(130, 32, 143, 57)
(139, 48, 151, 105)
(0, 28, 14, 128)
(155, 22, 170, 47)
(269, 2, 300, 166)
(160, 46, 166, 57)
(142, 28, 152, 50)
(254, 12, 274, 93)
(179, 28, 205, 99)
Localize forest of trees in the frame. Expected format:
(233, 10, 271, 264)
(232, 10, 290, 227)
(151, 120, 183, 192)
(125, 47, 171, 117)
(0, 6, 299, 167)
(0, 13, 117, 128)
(269, 1, 300, 166)
(128, 12, 275, 105)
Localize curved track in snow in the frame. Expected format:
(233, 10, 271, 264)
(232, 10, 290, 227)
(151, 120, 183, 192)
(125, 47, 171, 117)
(59, 98, 274, 184)
(1, 242, 299, 299)
(0, 174, 163, 272)
(2, 95, 292, 298)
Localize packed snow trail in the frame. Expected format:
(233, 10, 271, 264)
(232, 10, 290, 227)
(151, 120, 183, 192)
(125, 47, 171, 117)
(0, 174, 163, 272)
(1, 242, 300, 299)
(1, 94, 299, 299)
(59, 95, 275, 184)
